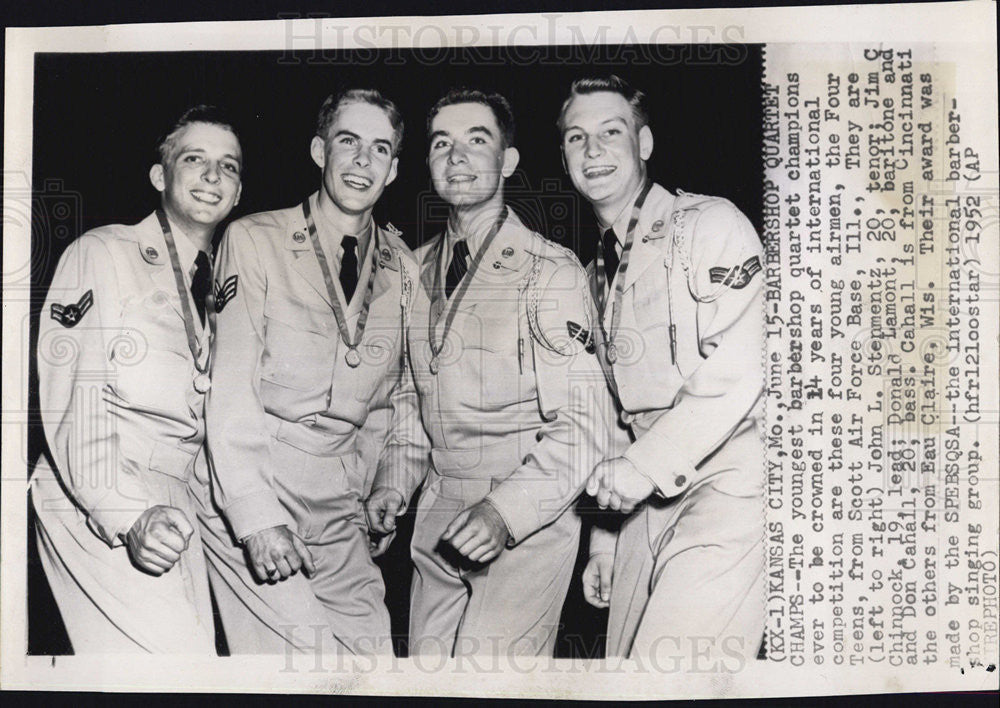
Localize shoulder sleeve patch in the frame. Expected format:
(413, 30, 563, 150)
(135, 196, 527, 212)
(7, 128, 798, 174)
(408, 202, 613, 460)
(566, 320, 596, 353)
(708, 255, 762, 289)
(50, 290, 94, 328)
(214, 274, 238, 312)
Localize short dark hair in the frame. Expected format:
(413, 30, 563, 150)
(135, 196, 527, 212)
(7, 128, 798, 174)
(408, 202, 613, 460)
(426, 89, 516, 148)
(156, 105, 240, 164)
(316, 88, 404, 156)
(556, 75, 649, 134)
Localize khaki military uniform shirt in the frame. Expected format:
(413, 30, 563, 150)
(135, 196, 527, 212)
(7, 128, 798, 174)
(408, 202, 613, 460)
(206, 192, 422, 540)
(36, 212, 212, 545)
(594, 182, 765, 502)
(377, 207, 619, 543)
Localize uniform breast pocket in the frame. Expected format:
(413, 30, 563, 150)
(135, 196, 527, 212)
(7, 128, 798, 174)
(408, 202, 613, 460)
(115, 299, 194, 408)
(114, 347, 194, 413)
(120, 296, 191, 360)
(614, 279, 685, 407)
(359, 313, 401, 372)
(260, 300, 337, 417)
(457, 313, 533, 411)
(622, 280, 672, 370)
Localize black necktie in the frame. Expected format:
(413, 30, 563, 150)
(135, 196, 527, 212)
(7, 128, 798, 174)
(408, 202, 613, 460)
(340, 235, 359, 302)
(445, 239, 470, 298)
(602, 228, 620, 287)
(191, 250, 211, 326)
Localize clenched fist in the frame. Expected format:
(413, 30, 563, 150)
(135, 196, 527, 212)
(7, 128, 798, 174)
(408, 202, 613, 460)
(125, 505, 194, 575)
(585, 457, 655, 514)
(244, 525, 316, 582)
(440, 501, 510, 564)
(365, 487, 406, 535)
(582, 552, 614, 608)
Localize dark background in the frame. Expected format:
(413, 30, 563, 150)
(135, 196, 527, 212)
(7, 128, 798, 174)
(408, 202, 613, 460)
(27, 44, 763, 656)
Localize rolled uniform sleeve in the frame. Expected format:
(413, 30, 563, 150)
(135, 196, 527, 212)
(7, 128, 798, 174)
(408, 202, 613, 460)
(206, 221, 290, 539)
(486, 257, 619, 544)
(623, 202, 764, 497)
(38, 236, 154, 546)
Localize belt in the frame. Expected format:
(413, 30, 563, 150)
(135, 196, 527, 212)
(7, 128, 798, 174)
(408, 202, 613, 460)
(266, 415, 356, 458)
(431, 430, 538, 480)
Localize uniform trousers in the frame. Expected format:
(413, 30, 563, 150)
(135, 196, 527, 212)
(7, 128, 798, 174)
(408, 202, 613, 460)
(409, 442, 580, 657)
(31, 459, 215, 653)
(606, 478, 765, 663)
(195, 436, 392, 654)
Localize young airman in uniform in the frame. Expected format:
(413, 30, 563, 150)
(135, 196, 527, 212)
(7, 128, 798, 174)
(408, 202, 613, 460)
(561, 76, 766, 662)
(31, 106, 243, 652)
(197, 89, 422, 655)
(366, 89, 620, 657)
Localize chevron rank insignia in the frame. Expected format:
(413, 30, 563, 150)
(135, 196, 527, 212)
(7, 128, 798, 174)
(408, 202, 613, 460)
(50, 290, 93, 328)
(567, 320, 595, 353)
(214, 275, 238, 312)
(709, 255, 762, 289)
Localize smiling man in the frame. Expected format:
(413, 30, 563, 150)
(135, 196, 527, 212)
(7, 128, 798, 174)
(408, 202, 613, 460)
(559, 76, 766, 663)
(197, 89, 421, 655)
(365, 89, 619, 657)
(31, 105, 242, 652)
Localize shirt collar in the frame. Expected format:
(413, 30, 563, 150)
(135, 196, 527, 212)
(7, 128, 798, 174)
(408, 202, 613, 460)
(164, 216, 206, 279)
(310, 192, 373, 264)
(604, 182, 647, 248)
(446, 205, 508, 256)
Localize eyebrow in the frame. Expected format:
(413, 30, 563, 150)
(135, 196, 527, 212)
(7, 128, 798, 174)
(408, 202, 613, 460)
(176, 145, 242, 163)
(467, 125, 495, 139)
(333, 129, 393, 150)
(563, 116, 629, 134)
(429, 125, 496, 143)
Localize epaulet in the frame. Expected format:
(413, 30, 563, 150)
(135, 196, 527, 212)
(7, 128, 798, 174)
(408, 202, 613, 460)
(83, 224, 124, 245)
(378, 222, 405, 248)
(673, 189, 737, 223)
(379, 223, 420, 266)
(669, 190, 746, 303)
(237, 205, 291, 230)
(524, 232, 580, 266)
(674, 188, 721, 206)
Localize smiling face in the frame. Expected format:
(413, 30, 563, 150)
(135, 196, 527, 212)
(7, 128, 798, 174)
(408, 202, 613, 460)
(150, 122, 243, 233)
(311, 100, 399, 217)
(560, 91, 652, 216)
(427, 102, 518, 209)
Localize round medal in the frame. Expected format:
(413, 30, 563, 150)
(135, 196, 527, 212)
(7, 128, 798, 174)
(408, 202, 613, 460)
(194, 373, 211, 393)
(606, 342, 618, 364)
(429, 356, 439, 375)
(345, 347, 362, 368)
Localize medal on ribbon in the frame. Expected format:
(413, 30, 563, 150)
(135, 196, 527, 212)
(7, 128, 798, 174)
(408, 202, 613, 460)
(155, 209, 213, 394)
(594, 181, 653, 368)
(426, 208, 508, 376)
(302, 199, 378, 369)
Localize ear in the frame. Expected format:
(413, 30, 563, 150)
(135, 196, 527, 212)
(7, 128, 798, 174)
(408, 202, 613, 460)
(384, 156, 399, 187)
(310, 135, 326, 170)
(234, 181, 243, 207)
(501, 146, 520, 178)
(149, 164, 166, 192)
(560, 146, 568, 174)
(639, 125, 654, 161)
